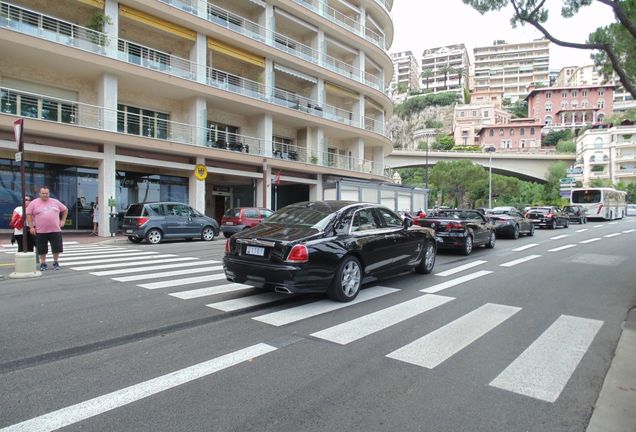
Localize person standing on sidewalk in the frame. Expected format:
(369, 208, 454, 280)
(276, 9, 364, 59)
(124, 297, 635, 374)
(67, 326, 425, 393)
(26, 186, 68, 271)
(11, 195, 35, 252)
(91, 196, 99, 235)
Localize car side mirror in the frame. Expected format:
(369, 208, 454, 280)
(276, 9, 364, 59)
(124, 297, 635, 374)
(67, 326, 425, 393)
(403, 218, 413, 228)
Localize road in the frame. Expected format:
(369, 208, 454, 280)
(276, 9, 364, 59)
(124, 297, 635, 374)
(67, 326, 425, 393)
(1, 218, 635, 431)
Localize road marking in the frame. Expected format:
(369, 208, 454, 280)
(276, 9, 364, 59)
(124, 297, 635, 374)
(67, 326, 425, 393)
(64, 253, 168, 266)
(113, 266, 223, 282)
(609, 222, 618, 225)
(61, 252, 159, 262)
(387, 303, 521, 369)
(550, 235, 568, 240)
(71, 256, 190, 271)
(603, 233, 621, 238)
(435, 260, 487, 277)
(512, 243, 538, 252)
(548, 244, 576, 252)
(139, 273, 228, 290)
(0, 343, 276, 432)
(575, 229, 588, 233)
(1, 241, 78, 249)
(91, 260, 218, 276)
(420, 271, 493, 294)
(170, 283, 254, 300)
(311, 294, 454, 345)
(623, 229, 636, 233)
(499, 255, 541, 267)
(50, 248, 131, 257)
(252, 286, 398, 326)
(580, 238, 601, 244)
(490, 315, 603, 402)
(593, 224, 603, 228)
(207, 292, 289, 311)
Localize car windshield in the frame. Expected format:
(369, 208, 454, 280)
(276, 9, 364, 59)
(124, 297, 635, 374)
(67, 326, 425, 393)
(266, 206, 335, 229)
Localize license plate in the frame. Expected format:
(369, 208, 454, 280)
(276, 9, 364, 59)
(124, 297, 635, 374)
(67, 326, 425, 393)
(246, 246, 265, 256)
(125, 229, 133, 234)
(226, 222, 234, 225)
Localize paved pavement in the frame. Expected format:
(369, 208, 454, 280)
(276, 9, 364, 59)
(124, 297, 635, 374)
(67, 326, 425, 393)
(2, 231, 634, 431)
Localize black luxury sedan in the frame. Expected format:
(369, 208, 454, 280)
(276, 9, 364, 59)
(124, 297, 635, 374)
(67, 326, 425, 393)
(525, 206, 570, 229)
(487, 206, 535, 239)
(223, 201, 437, 302)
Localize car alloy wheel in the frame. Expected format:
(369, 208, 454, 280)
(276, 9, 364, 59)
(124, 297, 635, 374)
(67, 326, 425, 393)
(512, 225, 519, 239)
(486, 232, 496, 248)
(146, 229, 163, 244)
(415, 241, 436, 274)
(328, 256, 361, 302)
(462, 235, 473, 255)
(528, 224, 535, 236)
(551, 220, 557, 230)
(201, 226, 216, 241)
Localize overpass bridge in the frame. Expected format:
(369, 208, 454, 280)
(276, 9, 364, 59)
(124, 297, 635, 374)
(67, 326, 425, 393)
(385, 150, 576, 182)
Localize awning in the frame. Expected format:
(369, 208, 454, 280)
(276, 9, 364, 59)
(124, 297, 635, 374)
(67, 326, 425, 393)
(274, 64, 317, 84)
(326, 82, 358, 99)
(208, 37, 265, 68)
(119, 6, 196, 41)
(77, 0, 104, 7)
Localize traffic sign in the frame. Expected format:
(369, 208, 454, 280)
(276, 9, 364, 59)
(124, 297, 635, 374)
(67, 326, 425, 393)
(560, 190, 572, 197)
(567, 167, 583, 176)
(560, 177, 576, 183)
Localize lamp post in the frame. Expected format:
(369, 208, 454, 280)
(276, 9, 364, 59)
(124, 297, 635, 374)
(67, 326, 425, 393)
(425, 141, 429, 190)
(486, 146, 496, 209)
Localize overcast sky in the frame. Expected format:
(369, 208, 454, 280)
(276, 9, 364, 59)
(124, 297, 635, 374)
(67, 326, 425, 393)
(389, 0, 616, 71)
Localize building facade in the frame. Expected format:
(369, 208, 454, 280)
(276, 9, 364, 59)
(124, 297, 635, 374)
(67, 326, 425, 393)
(453, 102, 511, 147)
(473, 38, 550, 102)
(526, 85, 614, 133)
(0, 0, 398, 232)
(390, 50, 419, 96)
(573, 123, 636, 186)
(420, 44, 469, 98)
(476, 119, 543, 151)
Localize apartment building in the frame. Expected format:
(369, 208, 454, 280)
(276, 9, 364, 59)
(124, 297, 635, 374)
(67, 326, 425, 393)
(476, 118, 543, 151)
(453, 102, 511, 147)
(0, 0, 404, 232)
(573, 123, 636, 186)
(470, 89, 504, 109)
(526, 84, 614, 133)
(473, 38, 550, 102)
(390, 50, 419, 94)
(420, 44, 469, 98)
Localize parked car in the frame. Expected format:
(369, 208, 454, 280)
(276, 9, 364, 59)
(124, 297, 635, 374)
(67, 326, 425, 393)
(487, 206, 535, 238)
(563, 205, 587, 224)
(524, 206, 569, 229)
(414, 208, 496, 255)
(626, 204, 636, 216)
(122, 202, 219, 244)
(221, 207, 273, 238)
(224, 201, 437, 302)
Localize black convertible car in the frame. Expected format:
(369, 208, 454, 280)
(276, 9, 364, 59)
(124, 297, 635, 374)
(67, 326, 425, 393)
(223, 201, 437, 302)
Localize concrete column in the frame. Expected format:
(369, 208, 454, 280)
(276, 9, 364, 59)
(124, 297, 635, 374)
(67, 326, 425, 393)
(188, 96, 207, 146)
(195, 0, 207, 19)
(190, 33, 207, 84)
(357, 49, 366, 82)
(98, 143, 116, 237)
(308, 127, 325, 165)
(189, 157, 206, 213)
(256, 163, 272, 208)
(256, 114, 273, 157)
(265, 59, 274, 99)
(103, 0, 119, 59)
(264, 4, 274, 45)
(351, 138, 365, 172)
(373, 146, 384, 175)
(98, 73, 117, 132)
(317, 31, 325, 67)
(309, 174, 323, 201)
(354, 94, 365, 129)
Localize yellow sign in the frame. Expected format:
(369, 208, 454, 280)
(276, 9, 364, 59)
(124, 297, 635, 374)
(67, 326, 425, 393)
(194, 164, 208, 181)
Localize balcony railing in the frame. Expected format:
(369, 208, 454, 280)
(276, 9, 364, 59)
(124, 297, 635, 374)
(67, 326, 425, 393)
(0, 87, 389, 176)
(0, 2, 385, 136)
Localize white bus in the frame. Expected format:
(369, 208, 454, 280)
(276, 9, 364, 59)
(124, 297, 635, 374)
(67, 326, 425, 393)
(570, 188, 627, 220)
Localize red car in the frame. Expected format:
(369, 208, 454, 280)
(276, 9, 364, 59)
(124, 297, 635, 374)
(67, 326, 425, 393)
(221, 207, 273, 238)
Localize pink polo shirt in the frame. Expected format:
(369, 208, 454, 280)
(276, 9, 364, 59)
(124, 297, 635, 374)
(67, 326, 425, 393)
(26, 198, 68, 234)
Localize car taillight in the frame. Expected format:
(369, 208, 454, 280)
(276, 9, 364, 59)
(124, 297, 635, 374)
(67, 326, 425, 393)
(286, 244, 308, 263)
(225, 239, 230, 254)
(136, 217, 150, 227)
(545, 213, 553, 218)
(448, 222, 464, 230)
(523, 212, 528, 218)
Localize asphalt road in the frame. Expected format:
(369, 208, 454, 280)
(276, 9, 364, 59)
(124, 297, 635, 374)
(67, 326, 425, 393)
(1, 218, 635, 431)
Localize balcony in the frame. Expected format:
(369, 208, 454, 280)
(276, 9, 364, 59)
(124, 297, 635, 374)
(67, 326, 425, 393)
(0, 87, 390, 177)
(0, 3, 385, 136)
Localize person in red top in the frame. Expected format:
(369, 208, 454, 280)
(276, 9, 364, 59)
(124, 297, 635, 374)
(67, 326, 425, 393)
(26, 186, 68, 271)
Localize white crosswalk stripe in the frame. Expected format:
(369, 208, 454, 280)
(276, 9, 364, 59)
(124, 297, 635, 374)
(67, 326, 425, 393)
(62, 251, 159, 262)
(311, 294, 454, 345)
(548, 244, 576, 252)
(603, 233, 621, 238)
(580, 238, 601, 244)
(550, 235, 568, 240)
(139, 273, 228, 290)
(575, 228, 588, 233)
(623, 229, 636, 233)
(91, 260, 219, 276)
(511, 243, 538, 252)
(66, 253, 169, 266)
(252, 286, 398, 326)
(112, 266, 223, 283)
(170, 283, 254, 300)
(490, 315, 603, 402)
(593, 224, 603, 228)
(207, 292, 289, 311)
(71, 256, 190, 271)
(499, 255, 541, 267)
(420, 271, 492, 294)
(435, 260, 487, 277)
(386, 303, 521, 369)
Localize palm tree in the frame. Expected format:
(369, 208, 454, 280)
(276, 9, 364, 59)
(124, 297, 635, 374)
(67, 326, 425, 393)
(454, 66, 466, 88)
(439, 64, 453, 91)
(421, 68, 433, 92)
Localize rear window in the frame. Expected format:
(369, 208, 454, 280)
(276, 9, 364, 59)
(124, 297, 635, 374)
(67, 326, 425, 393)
(267, 205, 333, 229)
(572, 190, 601, 204)
(529, 208, 549, 214)
(125, 204, 145, 217)
(224, 208, 241, 217)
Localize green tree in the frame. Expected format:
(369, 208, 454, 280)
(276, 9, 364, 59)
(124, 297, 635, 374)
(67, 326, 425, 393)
(543, 129, 573, 146)
(462, 0, 636, 99)
(439, 64, 454, 90)
(556, 140, 577, 153)
(417, 141, 430, 150)
(421, 68, 433, 91)
(429, 161, 488, 207)
(397, 82, 408, 94)
(510, 100, 528, 118)
(454, 66, 466, 88)
(394, 92, 457, 118)
(396, 167, 425, 186)
(424, 118, 444, 129)
(544, 161, 568, 203)
(433, 135, 455, 150)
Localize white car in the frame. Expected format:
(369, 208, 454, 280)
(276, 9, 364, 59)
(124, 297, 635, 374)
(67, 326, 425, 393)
(627, 204, 636, 216)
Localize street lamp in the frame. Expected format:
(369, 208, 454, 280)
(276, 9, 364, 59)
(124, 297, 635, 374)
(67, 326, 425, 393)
(486, 146, 496, 209)
(425, 141, 429, 190)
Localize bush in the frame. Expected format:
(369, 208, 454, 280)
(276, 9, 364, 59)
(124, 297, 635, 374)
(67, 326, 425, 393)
(451, 145, 481, 152)
(555, 140, 576, 153)
(394, 92, 457, 119)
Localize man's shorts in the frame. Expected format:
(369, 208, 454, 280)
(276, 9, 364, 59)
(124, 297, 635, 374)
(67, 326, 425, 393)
(36, 232, 63, 255)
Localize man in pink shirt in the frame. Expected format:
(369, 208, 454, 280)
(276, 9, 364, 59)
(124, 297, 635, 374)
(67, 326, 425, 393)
(26, 186, 68, 271)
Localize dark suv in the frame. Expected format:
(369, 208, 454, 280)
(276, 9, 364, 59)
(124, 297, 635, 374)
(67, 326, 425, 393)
(563, 205, 587, 224)
(122, 202, 219, 244)
(221, 207, 273, 238)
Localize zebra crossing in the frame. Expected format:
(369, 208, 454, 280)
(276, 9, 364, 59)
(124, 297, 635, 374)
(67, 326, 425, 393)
(0, 241, 614, 404)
